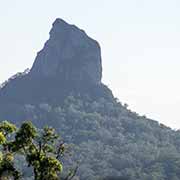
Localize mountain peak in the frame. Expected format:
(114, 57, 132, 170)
(30, 18, 102, 84)
(0, 18, 110, 105)
(53, 18, 68, 25)
(50, 18, 71, 34)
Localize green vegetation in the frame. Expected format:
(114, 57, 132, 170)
(1, 93, 180, 179)
(0, 121, 77, 180)
(0, 121, 20, 180)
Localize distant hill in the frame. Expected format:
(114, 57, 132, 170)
(0, 19, 180, 180)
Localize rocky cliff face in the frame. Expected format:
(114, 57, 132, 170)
(0, 18, 112, 104)
(30, 18, 102, 84)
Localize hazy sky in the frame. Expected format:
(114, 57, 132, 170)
(1, 0, 180, 129)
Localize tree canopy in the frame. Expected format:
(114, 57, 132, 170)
(0, 121, 77, 180)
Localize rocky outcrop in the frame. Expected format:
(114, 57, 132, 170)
(0, 18, 113, 105)
(30, 18, 102, 84)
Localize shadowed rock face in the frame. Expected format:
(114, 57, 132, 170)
(0, 19, 113, 104)
(30, 18, 102, 84)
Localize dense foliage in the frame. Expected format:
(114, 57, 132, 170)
(0, 121, 77, 180)
(0, 121, 20, 179)
(1, 92, 180, 180)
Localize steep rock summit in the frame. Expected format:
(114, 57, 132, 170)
(30, 18, 102, 84)
(0, 18, 112, 104)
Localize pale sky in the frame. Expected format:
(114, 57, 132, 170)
(1, 0, 180, 129)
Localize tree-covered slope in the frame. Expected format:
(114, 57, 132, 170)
(1, 93, 180, 180)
